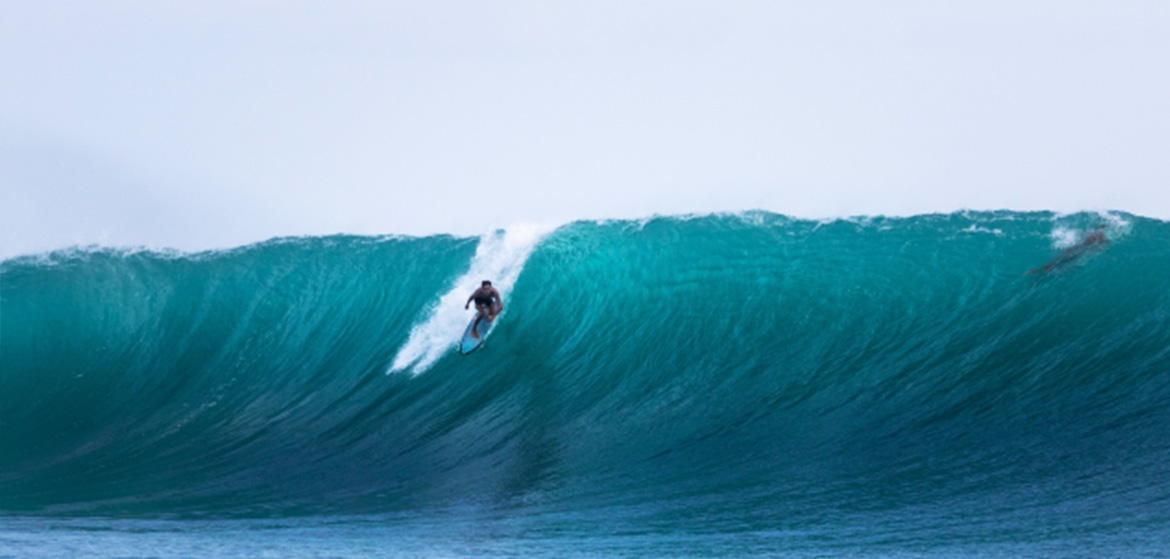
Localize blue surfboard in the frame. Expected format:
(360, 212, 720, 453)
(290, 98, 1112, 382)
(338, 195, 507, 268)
(459, 312, 494, 355)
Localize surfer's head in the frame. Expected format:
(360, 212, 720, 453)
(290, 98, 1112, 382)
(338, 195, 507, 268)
(482, 280, 492, 287)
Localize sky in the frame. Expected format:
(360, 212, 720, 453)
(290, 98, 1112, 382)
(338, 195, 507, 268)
(2, 1, 1168, 257)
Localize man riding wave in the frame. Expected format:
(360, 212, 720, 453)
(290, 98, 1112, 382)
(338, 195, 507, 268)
(465, 280, 501, 338)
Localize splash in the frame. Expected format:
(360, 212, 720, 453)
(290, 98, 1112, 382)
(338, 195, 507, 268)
(1048, 211, 1131, 249)
(1048, 226, 1080, 249)
(388, 223, 556, 375)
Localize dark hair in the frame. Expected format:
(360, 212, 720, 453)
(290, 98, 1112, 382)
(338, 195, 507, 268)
(482, 280, 492, 286)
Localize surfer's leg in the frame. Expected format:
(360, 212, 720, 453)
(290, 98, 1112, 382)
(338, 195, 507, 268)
(472, 304, 487, 337)
(467, 306, 482, 336)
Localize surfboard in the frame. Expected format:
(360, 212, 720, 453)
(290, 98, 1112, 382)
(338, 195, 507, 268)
(459, 312, 494, 355)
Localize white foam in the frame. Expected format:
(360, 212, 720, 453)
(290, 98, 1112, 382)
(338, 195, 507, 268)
(1097, 210, 1133, 238)
(387, 223, 557, 375)
(1048, 211, 1132, 249)
(1049, 226, 1080, 249)
(961, 224, 1004, 236)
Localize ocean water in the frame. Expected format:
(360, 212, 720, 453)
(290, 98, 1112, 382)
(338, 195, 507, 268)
(2, 211, 1169, 558)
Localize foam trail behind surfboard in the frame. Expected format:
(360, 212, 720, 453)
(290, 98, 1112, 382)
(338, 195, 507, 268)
(388, 223, 555, 375)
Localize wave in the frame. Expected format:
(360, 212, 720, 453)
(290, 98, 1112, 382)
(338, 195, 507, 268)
(2, 210, 1169, 526)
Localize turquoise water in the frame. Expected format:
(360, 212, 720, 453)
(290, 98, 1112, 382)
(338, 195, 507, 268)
(3, 211, 1169, 557)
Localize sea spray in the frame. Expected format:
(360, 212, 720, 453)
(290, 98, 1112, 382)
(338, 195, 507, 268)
(389, 224, 556, 374)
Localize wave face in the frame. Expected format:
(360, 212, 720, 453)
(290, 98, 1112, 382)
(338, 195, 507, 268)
(3, 211, 1170, 534)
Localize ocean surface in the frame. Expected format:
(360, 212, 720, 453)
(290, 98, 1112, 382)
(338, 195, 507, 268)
(2, 211, 1169, 558)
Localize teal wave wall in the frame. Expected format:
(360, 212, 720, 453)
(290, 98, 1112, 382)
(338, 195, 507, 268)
(3, 212, 1168, 525)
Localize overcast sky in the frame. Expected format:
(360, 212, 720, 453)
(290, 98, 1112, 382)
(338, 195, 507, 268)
(2, 1, 1167, 257)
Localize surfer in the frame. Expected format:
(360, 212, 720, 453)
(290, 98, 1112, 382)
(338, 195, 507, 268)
(465, 280, 502, 337)
(1028, 226, 1109, 275)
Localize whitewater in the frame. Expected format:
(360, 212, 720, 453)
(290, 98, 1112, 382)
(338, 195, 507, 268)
(2, 210, 1169, 558)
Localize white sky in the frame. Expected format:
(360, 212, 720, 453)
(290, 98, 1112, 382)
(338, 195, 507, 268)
(2, 1, 1168, 257)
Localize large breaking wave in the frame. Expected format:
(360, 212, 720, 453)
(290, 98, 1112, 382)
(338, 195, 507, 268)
(3, 211, 1169, 531)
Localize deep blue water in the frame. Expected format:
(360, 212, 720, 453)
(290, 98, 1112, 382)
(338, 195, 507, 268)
(3, 211, 1169, 557)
